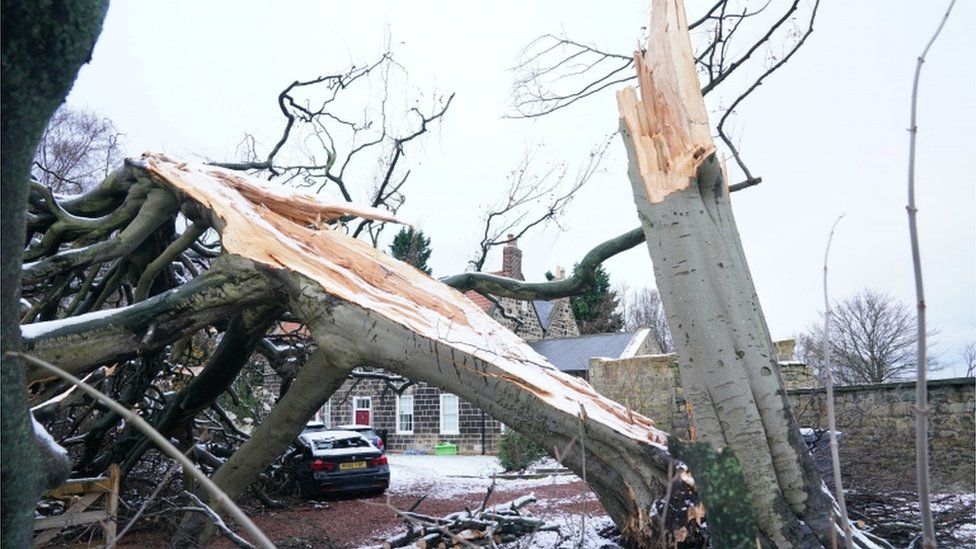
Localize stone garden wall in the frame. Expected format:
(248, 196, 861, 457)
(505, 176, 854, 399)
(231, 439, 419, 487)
(588, 354, 975, 492)
(790, 377, 975, 492)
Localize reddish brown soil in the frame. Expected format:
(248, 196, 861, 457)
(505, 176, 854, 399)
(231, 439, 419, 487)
(117, 478, 606, 548)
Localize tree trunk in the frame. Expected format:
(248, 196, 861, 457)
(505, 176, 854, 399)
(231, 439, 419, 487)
(125, 154, 675, 547)
(616, 1, 874, 546)
(177, 347, 357, 546)
(1, 1, 107, 545)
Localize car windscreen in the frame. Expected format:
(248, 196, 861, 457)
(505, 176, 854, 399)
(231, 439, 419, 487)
(312, 437, 371, 451)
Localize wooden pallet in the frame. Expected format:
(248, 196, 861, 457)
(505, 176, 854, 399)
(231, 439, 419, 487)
(33, 464, 120, 548)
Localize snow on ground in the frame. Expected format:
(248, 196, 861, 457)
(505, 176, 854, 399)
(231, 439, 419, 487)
(387, 454, 579, 499)
(382, 455, 622, 548)
(497, 514, 619, 548)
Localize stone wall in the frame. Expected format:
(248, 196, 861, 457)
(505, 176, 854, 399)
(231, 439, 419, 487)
(790, 378, 975, 492)
(494, 296, 545, 342)
(588, 354, 975, 492)
(588, 355, 679, 432)
(544, 299, 579, 338)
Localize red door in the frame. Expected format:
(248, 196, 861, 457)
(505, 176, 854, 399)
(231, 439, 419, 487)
(355, 409, 370, 425)
(354, 397, 371, 425)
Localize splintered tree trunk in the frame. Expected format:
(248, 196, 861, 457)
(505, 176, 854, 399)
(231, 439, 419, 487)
(617, 1, 874, 547)
(126, 154, 675, 547)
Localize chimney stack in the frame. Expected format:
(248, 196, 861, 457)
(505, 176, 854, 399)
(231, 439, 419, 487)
(554, 266, 565, 280)
(502, 234, 524, 280)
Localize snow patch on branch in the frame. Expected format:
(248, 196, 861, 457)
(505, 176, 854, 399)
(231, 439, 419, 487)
(31, 412, 68, 458)
(20, 304, 135, 340)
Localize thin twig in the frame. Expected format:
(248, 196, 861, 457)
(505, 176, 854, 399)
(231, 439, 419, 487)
(9, 352, 275, 549)
(907, 2, 957, 547)
(112, 452, 186, 545)
(183, 491, 258, 549)
(823, 213, 853, 549)
(577, 403, 587, 549)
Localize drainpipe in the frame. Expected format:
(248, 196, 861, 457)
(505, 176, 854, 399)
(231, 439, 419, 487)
(480, 411, 486, 455)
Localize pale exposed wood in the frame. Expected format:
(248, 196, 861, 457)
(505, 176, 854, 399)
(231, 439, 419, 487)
(33, 463, 121, 547)
(104, 464, 120, 545)
(46, 477, 115, 497)
(616, 0, 715, 204)
(33, 509, 110, 531)
(139, 152, 668, 448)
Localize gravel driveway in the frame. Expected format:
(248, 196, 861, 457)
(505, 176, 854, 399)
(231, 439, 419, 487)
(117, 455, 618, 548)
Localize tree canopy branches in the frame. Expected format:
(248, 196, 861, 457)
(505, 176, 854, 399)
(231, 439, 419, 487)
(797, 289, 940, 384)
(208, 51, 453, 246)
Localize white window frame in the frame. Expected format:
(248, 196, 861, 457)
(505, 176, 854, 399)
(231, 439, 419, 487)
(317, 398, 332, 427)
(439, 393, 460, 435)
(396, 395, 414, 434)
(352, 396, 372, 425)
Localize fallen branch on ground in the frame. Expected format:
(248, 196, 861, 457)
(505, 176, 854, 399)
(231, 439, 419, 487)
(383, 494, 557, 548)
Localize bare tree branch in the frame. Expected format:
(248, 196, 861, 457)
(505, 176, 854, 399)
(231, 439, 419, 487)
(716, 0, 820, 186)
(468, 137, 612, 272)
(11, 352, 274, 549)
(906, 2, 958, 545)
(209, 52, 452, 245)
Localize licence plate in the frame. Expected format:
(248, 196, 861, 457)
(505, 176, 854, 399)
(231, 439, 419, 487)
(339, 461, 367, 470)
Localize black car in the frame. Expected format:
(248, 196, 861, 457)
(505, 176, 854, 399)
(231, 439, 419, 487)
(289, 430, 389, 498)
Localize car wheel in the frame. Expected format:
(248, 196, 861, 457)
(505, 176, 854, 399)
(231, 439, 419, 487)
(297, 480, 318, 499)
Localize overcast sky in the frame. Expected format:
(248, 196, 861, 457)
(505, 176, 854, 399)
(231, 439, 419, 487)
(64, 1, 975, 376)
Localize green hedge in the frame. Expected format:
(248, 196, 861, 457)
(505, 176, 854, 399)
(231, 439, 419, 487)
(497, 429, 546, 471)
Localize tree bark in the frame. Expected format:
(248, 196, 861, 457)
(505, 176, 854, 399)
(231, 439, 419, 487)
(125, 154, 675, 547)
(22, 255, 277, 382)
(180, 346, 357, 544)
(114, 304, 282, 475)
(616, 1, 871, 546)
(1, 1, 107, 546)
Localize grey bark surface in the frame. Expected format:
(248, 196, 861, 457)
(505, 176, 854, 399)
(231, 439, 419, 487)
(22, 256, 277, 381)
(279, 272, 674, 545)
(1, 1, 108, 545)
(621, 139, 832, 546)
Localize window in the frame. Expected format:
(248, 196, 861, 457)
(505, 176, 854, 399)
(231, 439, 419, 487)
(440, 394, 459, 435)
(396, 395, 414, 434)
(353, 396, 372, 426)
(316, 398, 332, 428)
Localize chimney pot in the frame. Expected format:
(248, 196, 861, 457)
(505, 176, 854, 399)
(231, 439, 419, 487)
(501, 236, 523, 280)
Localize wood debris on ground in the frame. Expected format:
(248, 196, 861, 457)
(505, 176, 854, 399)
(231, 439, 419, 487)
(382, 493, 557, 548)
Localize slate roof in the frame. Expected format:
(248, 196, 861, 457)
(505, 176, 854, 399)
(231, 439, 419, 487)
(533, 300, 555, 329)
(529, 331, 643, 373)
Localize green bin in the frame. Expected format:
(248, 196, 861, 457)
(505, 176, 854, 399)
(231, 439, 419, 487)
(434, 442, 458, 455)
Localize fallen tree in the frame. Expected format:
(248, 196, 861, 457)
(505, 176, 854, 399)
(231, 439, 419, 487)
(23, 153, 680, 546)
(14, 1, 892, 547)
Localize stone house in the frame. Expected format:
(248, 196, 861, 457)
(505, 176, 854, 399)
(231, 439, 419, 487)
(317, 238, 651, 454)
